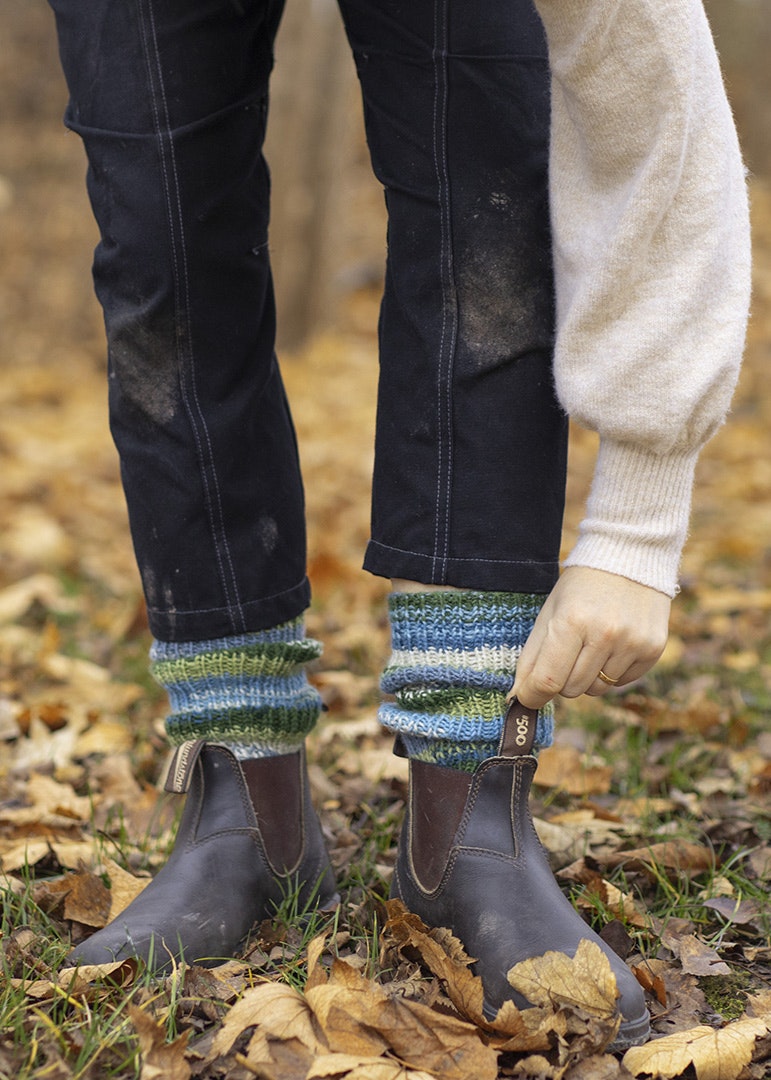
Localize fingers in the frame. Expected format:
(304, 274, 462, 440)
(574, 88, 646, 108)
(511, 566, 671, 710)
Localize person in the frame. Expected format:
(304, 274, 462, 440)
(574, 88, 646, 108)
(48, 0, 750, 1050)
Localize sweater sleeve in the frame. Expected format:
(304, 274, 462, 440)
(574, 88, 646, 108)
(532, 0, 751, 596)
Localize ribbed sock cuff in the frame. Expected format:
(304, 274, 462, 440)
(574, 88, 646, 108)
(379, 590, 553, 771)
(150, 618, 323, 759)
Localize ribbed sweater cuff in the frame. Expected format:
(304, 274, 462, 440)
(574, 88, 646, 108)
(563, 438, 699, 597)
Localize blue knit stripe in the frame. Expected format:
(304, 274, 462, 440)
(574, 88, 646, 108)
(379, 702, 554, 747)
(152, 620, 322, 758)
(162, 672, 312, 713)
(380, 590, 551, 771)
(381, 665, 515, 694)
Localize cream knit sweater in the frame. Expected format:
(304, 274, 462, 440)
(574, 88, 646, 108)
(532, 0, 752, 596)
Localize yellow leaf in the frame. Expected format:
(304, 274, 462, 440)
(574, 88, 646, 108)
(307, 1052, 432, 1078)
(210, 982, 325, 1059)
(306, 932, 329, 990)
(102, 858, 150, 921)
(507, 939, 619, 1018)
(623, 1017, 769, 1080)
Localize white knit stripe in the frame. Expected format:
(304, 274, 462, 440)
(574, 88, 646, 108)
(387, 644, 523, 672)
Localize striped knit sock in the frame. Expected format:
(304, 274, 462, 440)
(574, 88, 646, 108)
(379, 590, 553, 772)
(150, 617, 323, 760)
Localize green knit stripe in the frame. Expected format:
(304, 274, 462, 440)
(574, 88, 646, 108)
(387, 590, 545, 623)
(165, 701, 320, 747)
(151, 638, 322, 686)
(394, 685, 506, 723)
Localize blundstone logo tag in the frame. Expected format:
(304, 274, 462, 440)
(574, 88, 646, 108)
(500, 699, 537, 757)
(515, 712, 530, 747)
(164, 740, 204, 794)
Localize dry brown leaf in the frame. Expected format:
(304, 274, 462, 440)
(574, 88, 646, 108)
(676, 935, 731, 977)
(0, 773, 92, 827)
(306, 931, 329, 991)
(573, 874, 650, 930)
(17, 958, 139, 1001)
(512, 1053, 567, 1078)
(534, 745, 613, 796)
(48, 840, 102, 869)
(744, 991, 771, 1019)
(0, 573, 77, 624)
(382, 900, 487, 1026)
(35, 868, 111, 927)
(129, 1005, 191, 1080)
(623, 1016, 769, 1079)
(631, 965, 667, 1008)
(383, 901, 559, 1053)
(243, 1030, 317, 1080)
(702, 896, 762, 925)
(605, 841, 715, 878)
(0, 839, 53, 873)
(306, 957, 499, 1080)
(564, 1054, 630, 1079)
(74, 718, 134, 756)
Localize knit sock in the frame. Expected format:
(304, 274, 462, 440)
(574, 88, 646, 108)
(150, 617, 323, 759)
(379, 590, 553, 772)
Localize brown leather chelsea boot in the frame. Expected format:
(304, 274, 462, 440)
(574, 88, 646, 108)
(391, 701, 650, 1050)
(66, 742, 338, 971)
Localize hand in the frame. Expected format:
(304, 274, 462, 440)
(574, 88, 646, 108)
(510, 566, 671, 710)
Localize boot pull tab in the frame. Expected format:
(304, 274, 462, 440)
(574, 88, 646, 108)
(164, 740, 205, 794)
(499, 698, 538, 757)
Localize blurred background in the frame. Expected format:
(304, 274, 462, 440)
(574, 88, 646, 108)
(0, 0, 769, 753)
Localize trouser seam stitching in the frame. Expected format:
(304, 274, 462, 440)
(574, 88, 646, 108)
(141, 0, 246, 632)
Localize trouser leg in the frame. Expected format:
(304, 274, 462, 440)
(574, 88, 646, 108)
(49, 0, 308, 642)
(338, 0, 568, 593)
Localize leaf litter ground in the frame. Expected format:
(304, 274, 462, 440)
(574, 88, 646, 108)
(1, 8, 771, 1079)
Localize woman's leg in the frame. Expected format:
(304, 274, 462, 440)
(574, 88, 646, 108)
(50, 0, 336, 970)
(337, 0, 648, 1045)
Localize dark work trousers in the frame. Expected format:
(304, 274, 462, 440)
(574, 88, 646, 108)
(49, 0, 568, 642)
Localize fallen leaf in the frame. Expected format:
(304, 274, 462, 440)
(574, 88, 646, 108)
(677, 935, 732, 977)
(210, 982, 324, 1060)
(534, 745, 613, 796)
(34, 868, 111, 927)
(605, 842, 715, 878)
(623, 1016, 769, 1079)
(306, 958, 499, 1080)
(564, 1055, 631, 1079)
(507, 939, 620, 1020)
(632, 965, 667, 1008)
(102, 858, 150, 921)
(382, 900, 487, 1026)
(702, 896, 762, 925)
(129, 1006, 191, 1080)
(0, 574, 77, 624)
(307, 1053, 433, 1079)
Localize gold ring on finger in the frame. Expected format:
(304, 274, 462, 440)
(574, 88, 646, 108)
(597, 669, 619, 686)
